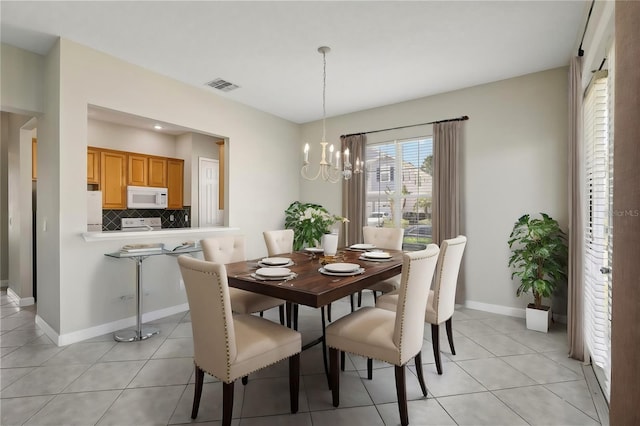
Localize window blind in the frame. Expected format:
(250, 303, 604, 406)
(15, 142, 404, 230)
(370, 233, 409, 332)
(582, 70, 611, 399)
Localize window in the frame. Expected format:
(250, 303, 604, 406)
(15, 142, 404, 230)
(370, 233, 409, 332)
(365, 137, 433, 244)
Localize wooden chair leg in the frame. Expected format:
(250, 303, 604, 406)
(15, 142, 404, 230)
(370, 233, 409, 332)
(289, 353, 300, 413)
(327, 303, 332, 322)
(357, 290, 363, 307)
(414, 351, 428, 397)
(279, 305, 285, 326)
(259, 311, 264, 317)
(367, 358, 373, 380)
(372, 290, 378, 304)
(329, 347, 340, 407)
(445, 317, 456, 355)
(394, 365, 409, 426)
(350, 294, 355, 312)
(191, 365, 204, 419)
(222, 381, 234, 426)
(431, 323, 443, 375)
(293, 303, 299, 331)
(340, 351, 345, 371)
(241, 376, 248, 385)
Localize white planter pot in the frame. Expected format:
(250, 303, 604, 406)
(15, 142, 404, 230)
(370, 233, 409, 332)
(322, 233, 339, 256)
(526, 304, 551, 333)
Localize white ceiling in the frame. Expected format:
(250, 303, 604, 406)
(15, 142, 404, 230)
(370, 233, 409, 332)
(1, 1, 587, 124)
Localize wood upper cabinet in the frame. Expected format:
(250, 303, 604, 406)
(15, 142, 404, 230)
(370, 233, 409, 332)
(167, 158, 184, 209)
(101, 151, 127, 209)
(32, 138, 37, 180)
(127, 154, 148, 186)
(148, 157, 167, 187)
(87, 148, 101, 184)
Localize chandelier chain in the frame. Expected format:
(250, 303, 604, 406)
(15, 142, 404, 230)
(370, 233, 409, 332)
(322, 49, 327, 142)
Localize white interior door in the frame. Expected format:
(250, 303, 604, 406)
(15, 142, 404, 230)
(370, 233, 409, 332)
(198, 157, 221, 226)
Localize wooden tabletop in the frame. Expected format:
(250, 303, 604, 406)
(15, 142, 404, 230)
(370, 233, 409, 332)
(225, 249, 403, 308)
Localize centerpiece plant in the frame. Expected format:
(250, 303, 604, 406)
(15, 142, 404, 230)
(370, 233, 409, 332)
(285, 201, 347, 251)
(508, 213, 568, 314)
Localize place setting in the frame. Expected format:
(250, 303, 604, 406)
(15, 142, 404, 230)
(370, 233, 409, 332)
(347, 243, 376, 252)
(319, 262, 365, 277)
(251, 267, 297, 283)
(257, 257, 295, 267)
(359, 250, 393, 262)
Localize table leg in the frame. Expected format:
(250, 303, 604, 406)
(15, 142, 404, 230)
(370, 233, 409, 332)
(114, 256, 160, 342)
(321, 306, 330, 388)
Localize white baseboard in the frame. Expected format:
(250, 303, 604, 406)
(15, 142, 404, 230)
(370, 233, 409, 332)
(464, 300, 568, 324)
(37, 303, 190, 346)
(7, 288, 35, 307)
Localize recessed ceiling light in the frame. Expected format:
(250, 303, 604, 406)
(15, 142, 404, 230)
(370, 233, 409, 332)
(153, 124, 163, 130)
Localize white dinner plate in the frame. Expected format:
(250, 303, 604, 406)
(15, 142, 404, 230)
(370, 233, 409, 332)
(255, 267, 291, 278)
(363, 251, 392, 259)
(261, 257, 290, 266)
(323, 263, 361, 273)
(251, 272, 296, 281)
(304, 247, 324, 253)
(258, 260, 294, 268)
(349, 243, 376, 250)
(359, 255, 392, 262)
(319, 267, 365, 277)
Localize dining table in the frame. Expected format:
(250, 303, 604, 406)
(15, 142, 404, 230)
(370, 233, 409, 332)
(225, 248, 404, 382)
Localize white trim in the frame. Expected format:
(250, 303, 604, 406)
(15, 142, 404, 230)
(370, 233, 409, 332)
(36, 303, 190, 346)
(464, 300, 525, 318)
(7, 287, 35, 307)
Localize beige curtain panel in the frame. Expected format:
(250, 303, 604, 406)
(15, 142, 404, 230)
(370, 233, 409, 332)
(567, 55, 584, 362)
(433, 121, 462, 244)
(341, 134, 366, 246)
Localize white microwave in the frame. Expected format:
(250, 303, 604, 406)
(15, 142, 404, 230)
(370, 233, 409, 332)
(127, 186, 168, 209)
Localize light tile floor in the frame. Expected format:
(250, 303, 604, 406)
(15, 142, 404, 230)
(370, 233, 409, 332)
(1, 289, 603, 425)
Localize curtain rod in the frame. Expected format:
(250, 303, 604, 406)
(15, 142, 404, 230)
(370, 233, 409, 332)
(578, 0, 595, 57)
(341, 115, 469, 138)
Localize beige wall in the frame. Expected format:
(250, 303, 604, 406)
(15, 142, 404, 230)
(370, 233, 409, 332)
(301, 67, 569, 316)
(87, 118, 178, 157)
(0, 113, 9, 284)
(38, 38, 300, 338)
(0, 43, 44, 114)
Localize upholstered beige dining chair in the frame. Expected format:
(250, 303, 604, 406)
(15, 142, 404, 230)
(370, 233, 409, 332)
(201, 235, 286, 325)
(377, 235, 467, 375)
(178, 255, 301, 426)
(326, 246, 440, 426)
(263, 229, 295, 256)
(357, 226, 405, 306)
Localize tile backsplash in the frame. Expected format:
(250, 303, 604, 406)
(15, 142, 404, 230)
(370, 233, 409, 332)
(102, 207, 191, 231)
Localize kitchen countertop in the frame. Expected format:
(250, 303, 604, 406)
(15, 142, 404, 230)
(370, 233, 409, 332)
(82, 226, 240, 242)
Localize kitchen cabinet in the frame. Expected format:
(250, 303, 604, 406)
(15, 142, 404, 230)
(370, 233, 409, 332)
(148, 157, 167, 187)
(128, 154, 148, 186)
(101, 150, 127, 209)
(87, 148, 100, 184)
(32, 138, 37, 180)
(167, 158, 184, 209)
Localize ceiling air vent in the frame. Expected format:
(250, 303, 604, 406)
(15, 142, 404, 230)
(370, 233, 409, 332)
(205, 78, 240, 92)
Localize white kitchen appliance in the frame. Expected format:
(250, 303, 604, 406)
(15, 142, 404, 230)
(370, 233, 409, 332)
(87, 191, 103, 231)
(121, 217, 162, 232)
(127, 186, 168, 209)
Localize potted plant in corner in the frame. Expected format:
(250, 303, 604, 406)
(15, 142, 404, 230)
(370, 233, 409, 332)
(508, 213, 568, 332)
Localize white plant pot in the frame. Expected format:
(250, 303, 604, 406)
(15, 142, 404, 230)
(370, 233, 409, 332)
(525, 304, 551, 333)
(322, 233, 339, 256)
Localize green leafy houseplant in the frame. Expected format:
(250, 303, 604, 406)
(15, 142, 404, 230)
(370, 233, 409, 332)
(284, 201, 347, 251)
(508, 213, 568, 310)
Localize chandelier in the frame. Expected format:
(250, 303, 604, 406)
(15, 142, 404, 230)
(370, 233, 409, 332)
(301, 46, 355, 182)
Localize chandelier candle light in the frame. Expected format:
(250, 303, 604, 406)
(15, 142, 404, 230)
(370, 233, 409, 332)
(301, 46, 354, 183)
